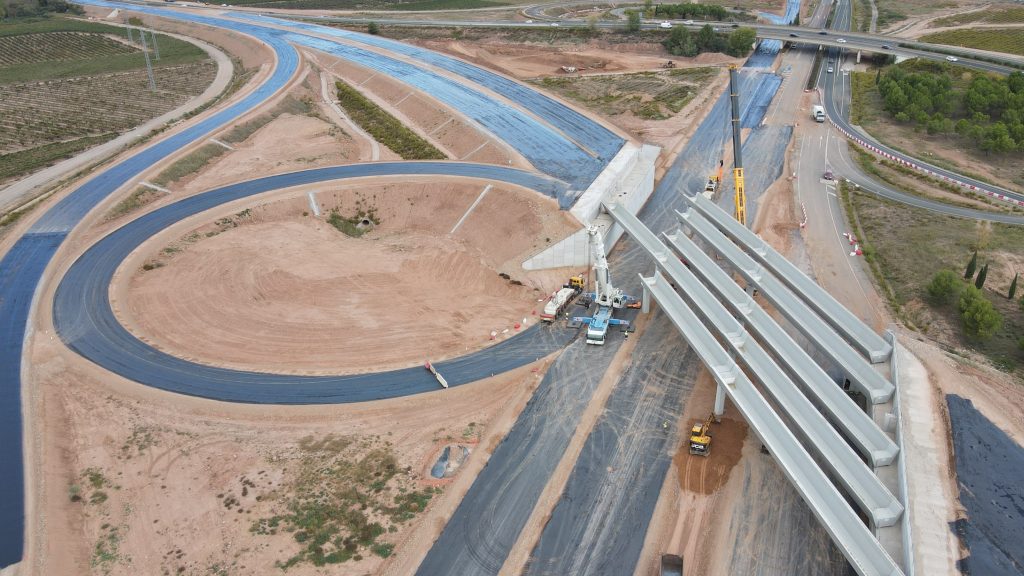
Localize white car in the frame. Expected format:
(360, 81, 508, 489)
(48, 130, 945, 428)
(827, 66, 834, 73)
(525, 19, 533, 23)
(659, 21, 672, 28)
(682, 19, 694, 25)
(836, 38, 847, 43)
(550, 22, 559, 27)
(946, 55, 959, 62)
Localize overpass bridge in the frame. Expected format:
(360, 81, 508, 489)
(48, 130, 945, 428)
(603, 197, 910, 576)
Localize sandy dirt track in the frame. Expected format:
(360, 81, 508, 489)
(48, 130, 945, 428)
(114, 180, 579, 374)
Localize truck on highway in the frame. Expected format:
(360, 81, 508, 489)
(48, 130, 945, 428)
(812, 105, 825, 123)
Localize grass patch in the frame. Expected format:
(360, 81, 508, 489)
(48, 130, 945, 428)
(335, 79, 445, 160)
(850, 147, 1018, 213)
(919, 28, 1024, 58)
(930, 6, 1024, 27)
(151, 144, 228, 187)
(105, 187, 163, 221)
(532, 68, 716, 120)
(250, 434, 436, 569)
(0, 133, 114, 183)
(842, 183, 1024, 376)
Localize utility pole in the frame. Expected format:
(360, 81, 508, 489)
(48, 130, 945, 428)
(149, 29, 160, 60)
(139, 28, 157, 91)
(126, 24, 133, 44)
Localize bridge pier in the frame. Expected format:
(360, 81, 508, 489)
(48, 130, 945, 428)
(714, 383, 726, 420)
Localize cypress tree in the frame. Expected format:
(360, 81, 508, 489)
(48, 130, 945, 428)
(965, 250, 978, 279)
(975, 262, 989, 289)
(1009, 272, 1018, 300)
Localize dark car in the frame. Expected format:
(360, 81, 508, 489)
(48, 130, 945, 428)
(823, 169, 835, 181)
(818, 30, 828, 35)
(881, 44, 891, 49)
(731, 23, 739, 28)
(789, 32, 799, 37)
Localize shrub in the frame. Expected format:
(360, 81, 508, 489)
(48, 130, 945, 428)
(926, 269, 961, 304)
(961, 297, 1002, 339)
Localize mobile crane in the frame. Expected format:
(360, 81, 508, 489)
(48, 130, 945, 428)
(572, 226, 632, 345)
(727, 64, 747, 227)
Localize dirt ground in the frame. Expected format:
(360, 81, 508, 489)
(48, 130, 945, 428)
(24, 318, 553, 576)
(113, 180, 579, 374)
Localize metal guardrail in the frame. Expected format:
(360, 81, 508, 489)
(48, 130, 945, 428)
(663, 228, 898, 467)
(676, 207, 895, 404)
(640, 270, 903, 576)
(683, 194, 893, 363)
(605, 203, 902, 526)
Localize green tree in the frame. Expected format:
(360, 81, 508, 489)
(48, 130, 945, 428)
(959, 284, 984, 313)
(1009, 272, 1019, 300)
(728, 27, 757, 57)
(975, 262, 989, 289)
(793, 13, 800, 25)
(367, 21, 380, 35)
(965, 250, 978, 279)
(663, 26, 698, 57)
(626, 9, 641, 32)
(961, 297, 1002, 339)
(926, 270, 962, 305)
(696, 23, 717, 50)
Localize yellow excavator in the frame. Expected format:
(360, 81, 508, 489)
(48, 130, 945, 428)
(568, 275, 585, 290)
(689, 413, 715, 456)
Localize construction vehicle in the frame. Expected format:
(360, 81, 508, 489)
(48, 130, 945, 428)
(727, 65, 747, 227)
(812, 105, 825, 122)
(689, 413, 715, 456)
(572, 226, 632, 345)
(541, 276, 584, 322)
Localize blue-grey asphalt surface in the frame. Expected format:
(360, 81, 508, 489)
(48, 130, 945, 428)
(946, 395, 1024, 575)
(53, 164, 577, 403)
(1, 1, 623, 565)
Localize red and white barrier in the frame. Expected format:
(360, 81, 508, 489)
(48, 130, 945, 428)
(829, 120, 1024, 208)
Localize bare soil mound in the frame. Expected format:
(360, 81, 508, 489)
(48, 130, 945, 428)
(116, 181, 579, 374)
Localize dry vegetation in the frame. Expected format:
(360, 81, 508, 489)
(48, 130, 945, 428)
(841, 185, 1024, 376)
(532, 67, 717, 121)
(929, 5, 1024, 27)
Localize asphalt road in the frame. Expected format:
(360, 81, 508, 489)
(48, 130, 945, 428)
(525, 317, 696, 575)
(53, 163, 578, 404)
(0, 11, 300, 566)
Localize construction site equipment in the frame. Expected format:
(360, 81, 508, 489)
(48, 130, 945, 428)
(424, 361, 448, 389)
(689, 413, 715, 456)
(727, 64, 746, 227)
(661, 60, 676, 68)
(812, 104, 826, 122)
(572, 226, 632, 345)
(540, 279, 582, 322)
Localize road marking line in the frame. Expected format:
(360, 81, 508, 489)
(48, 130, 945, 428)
(459, 140, 489, 161)
(208, 138, 234, 150)
(450, 184, 492, 234)
(139, 181, 171, 194)
(307, 191, 320, 217)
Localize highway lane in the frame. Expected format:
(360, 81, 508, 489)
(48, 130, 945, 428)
(818, 32, 1024, 223)
(53, 163, 579, 403)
